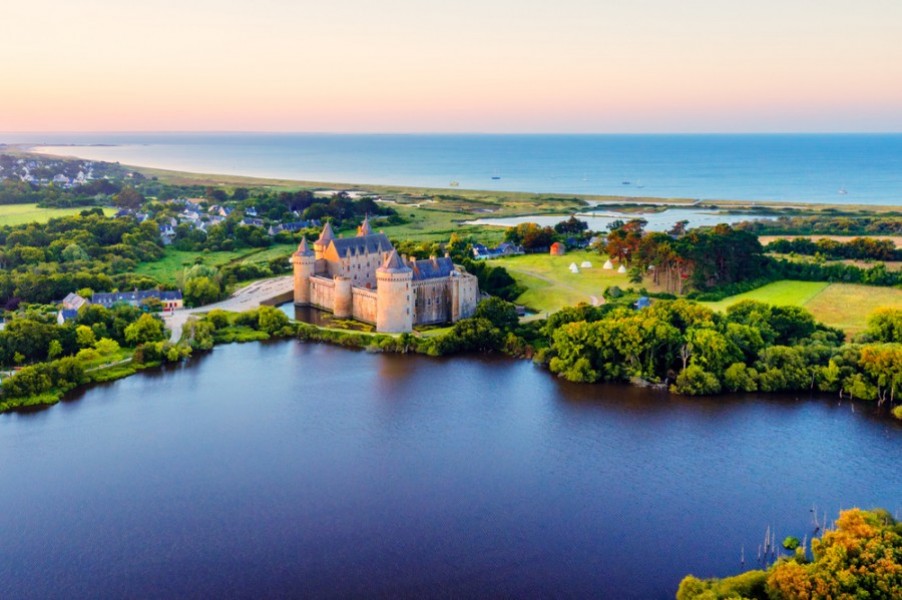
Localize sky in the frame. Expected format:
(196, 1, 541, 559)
(3, 0, 902, 133)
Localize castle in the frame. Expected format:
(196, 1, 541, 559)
(292, 218, 479, 333)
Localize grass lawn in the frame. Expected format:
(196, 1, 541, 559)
(0, 204, 115, 226)
(488, 250, 637, 314)
(702, 280, 902, 336)
(134, 243, 297, 286)
(702, 281, 829, 312)
(379, 206, 505, 244)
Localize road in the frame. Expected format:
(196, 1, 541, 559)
(163, 276, 293, 342)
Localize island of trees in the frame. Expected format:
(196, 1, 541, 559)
(677, 507, 901, 600)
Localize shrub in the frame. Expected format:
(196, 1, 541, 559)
(672, 365, 722, 395)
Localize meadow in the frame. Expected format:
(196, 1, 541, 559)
(487, 250, 639, 315)
(702, 281, 902, 336)
(0, 204, 115, 226)
(134, 244, 295, 285)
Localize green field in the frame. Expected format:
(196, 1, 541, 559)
(378, 206, 505, 243)
(0, 204, 115, 226)
(488, 250, 638, 315)
(702, 281, 829, 312)
(702, 281, 902, 336)
(134, 244, 296, 285)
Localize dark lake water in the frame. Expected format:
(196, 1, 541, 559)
(1, 341, 900, 599)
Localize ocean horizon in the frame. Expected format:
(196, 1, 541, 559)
(4, 132, 902, 205)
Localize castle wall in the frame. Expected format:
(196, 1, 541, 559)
(351, 287, 377, 324)
(456, 273, 480, 320)
(413, 279, 451, 325)
(309, 276, 335, 312)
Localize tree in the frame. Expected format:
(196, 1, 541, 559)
(672, 364, 722, 395)
(554, 216, 588, 235)
(864, 308, 902, 343)
(766, 509, 902, 600)
(113, 186, 144, 210)
(94, 338, 121, 356)
(61, 243, 89, 262)
(124, 314, 166, 345)
(184, 276, 221, 307)
(257, 306, 289, 334)
(48, 339, 63, 360)
(474, 297, 519, 331)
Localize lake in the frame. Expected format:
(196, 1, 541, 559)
(1, 341, 899, 598)
(466, 207, 774, 232)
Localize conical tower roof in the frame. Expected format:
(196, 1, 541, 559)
(357, 215, 373, 236)
(295, 237, 313, 256)
(377, 249, 411, 274)
(316, 222, 335, 245)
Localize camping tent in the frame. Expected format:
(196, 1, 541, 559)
(603, 260, 614, 270)
(569, 263, 579, 273)
(581, 261, 592, 268)
(617, 264, 627, 274)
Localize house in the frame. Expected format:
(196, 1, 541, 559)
(245, 207, 258, 217)
(550, 242, 566, 256)
(240, 217, 265, 228)
(56, 309, 79, 325)
(92, 290, 183, 311)
(56, 293, 89, 324)
(61, 292, 89, 311)
(471, 242, 525, 260)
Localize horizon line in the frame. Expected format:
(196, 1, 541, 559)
(4, 130, 902, 137)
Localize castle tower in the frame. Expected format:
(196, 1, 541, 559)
(375, 249, 414, 333)
(357, 215, 373, 237)
(333, 276, 352, 318)
(291, 237, 315, 305)
(313, 222, 334, 260)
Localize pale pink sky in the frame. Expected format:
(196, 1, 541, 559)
(3, 0, 902, 132)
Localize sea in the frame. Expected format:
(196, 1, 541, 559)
(3, 132, 902, 205)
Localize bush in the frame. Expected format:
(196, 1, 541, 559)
(474, 297, 519, 331)
(184, 276, 221, 307)
(672, 365, 722, 395)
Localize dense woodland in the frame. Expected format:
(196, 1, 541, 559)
(737, 214, 902, 236)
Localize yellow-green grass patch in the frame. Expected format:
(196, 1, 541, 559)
(488, 250, 638, 314)
(803, 284, 902, 336)
(703, 280, 902, 337)
(0, 204, 115, 226)
(702, 281, 829, 312)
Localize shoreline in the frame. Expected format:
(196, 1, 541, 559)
(15, 145, 901, 214)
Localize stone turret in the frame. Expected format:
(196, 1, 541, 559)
(291, 237, 315, 305)
(375, 249, 414, 333)
(313, 222, 334, 260)
(333, 275, 352, 318)
(357, 215, 372, 237)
